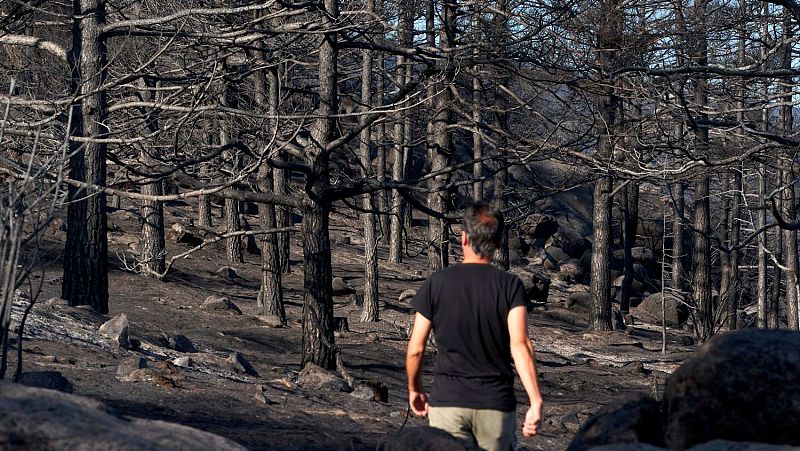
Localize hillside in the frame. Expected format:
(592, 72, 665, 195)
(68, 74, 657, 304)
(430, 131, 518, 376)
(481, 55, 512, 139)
(2, 196, 697, 451)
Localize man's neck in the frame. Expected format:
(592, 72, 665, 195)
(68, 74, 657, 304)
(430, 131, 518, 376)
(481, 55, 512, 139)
(462, 255, 493, 265)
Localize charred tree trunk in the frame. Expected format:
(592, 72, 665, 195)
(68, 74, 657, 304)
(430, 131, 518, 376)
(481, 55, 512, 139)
(301, 0, 338, 370)
(672, 182, 686, 292)
(221, 125, 243, 264)
(63, 0, 109, 314)
(426, 0, 454, 273)
(139, 80, 165, 278)
(494, 167, 509, 269)
(388, 0, 412, 264)
(198, 195, 212, 228)
(360, 7, 379, 323)
(757, 164, 768, 328)
(590, 176, 614, 331)
(254, 47, 285, 323)
(728, 169, 742, 331)
(692, 173, 713, 340)
(587, 0, 620, 331)
(621, 183, 639, 314)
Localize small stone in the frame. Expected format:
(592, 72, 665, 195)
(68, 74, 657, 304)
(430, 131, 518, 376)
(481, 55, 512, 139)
(254, 385, 277, 405)
(351, 384, 375, 400)
(228, 352, 258, 377)
(350, 380, 389, 402)
(298, 363, 351, 393)
(201, 296, 242, 316)
(216, 266, 238, 280)
(257, 315, 284, 328)
(332, 277, 356, 296)
(173, 356, 193, 368)
(169, 334, 197, 353)
(398, 289, 416, 303)
(117, 356, 148, 376)
(99, 313, 130, 349)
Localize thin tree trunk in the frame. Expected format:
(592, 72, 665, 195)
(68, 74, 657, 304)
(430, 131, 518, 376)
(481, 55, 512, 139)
(781, 10, 798, 330)
(426, 0, 453, 273)
(757, 164, 768, 328)
(360, 4, 379, 322)
(221, 125, 243, 264)
(494, 167, 509, 269)
(590, 176, 614, 331)
(388, 0, 412, 264)
(728, 168, 742, 330)
(198, 195, 212, 228)
(672, 181, 685, 292)
(621, 183, 639, 314)
(693, 173, 713, 341)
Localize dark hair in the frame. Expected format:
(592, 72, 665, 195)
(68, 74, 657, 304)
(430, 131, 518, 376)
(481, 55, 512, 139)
(463, 202, 504, 259)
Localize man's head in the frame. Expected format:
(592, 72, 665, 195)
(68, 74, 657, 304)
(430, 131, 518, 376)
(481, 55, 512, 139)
(462, 202, 504, 260)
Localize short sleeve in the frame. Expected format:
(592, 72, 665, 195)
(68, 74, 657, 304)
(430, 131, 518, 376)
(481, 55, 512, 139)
(509, 276, 529, 310)
(411, 277, 434, 320)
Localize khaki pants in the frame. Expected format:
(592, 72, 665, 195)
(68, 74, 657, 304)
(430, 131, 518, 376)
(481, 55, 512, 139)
(428, 406, 516, 451)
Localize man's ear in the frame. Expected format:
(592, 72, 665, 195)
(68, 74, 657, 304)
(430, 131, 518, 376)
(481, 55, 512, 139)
(461, 231, 468, 247)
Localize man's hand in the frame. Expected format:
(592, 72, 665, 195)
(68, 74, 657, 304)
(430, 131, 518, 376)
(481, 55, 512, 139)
(522, 403, 542, 437)
(409, 390, 429, 416)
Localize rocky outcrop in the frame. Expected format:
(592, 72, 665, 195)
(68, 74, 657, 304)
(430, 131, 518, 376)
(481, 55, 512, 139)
(200, 296, 242, 316)
(633, 293, 688, 328)
(664, 329, 800, 449)
(0, 382, 246, 450)
(567, 393, 663, 451)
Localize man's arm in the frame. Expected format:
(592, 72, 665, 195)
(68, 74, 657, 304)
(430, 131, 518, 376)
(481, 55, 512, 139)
(508, 305, 543, 437)
(406, 312, 433, 416)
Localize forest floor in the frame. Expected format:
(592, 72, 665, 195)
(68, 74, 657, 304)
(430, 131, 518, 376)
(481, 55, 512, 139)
(7, 200, 697, 451)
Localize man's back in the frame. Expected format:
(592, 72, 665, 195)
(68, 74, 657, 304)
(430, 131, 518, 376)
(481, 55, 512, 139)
(412, 263, 528, 411)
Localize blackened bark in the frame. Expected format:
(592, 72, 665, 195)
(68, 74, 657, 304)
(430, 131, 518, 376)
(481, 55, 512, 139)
(301, 200, 335, 370)
(360, 11, 379, 323)
(63, 0, 108, 314)
(692, 173, 713, 341)
(672, 181, 685, 292)
(757, 165, 768, 328)
(621, 184, 639, 314)
(198, 195, 212, 228)
(257, 172, 285, 322)
(728, 169, 742, 331)
(590, 176, 614, 331)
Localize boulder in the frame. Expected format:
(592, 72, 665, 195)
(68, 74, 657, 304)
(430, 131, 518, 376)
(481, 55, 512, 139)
(332, 277, 356, 296)
(553, 226, 590, 258)
(256, 315, 285, 328)
(17, 371, 73, 394)
(98, 313, 130, 349)
(664, 329, 800, 449)
(633, 293, 688, 327)
(381, 426, 480, 451)
(297, 363, 351, 393)
(168, 223, 204, 246)
(200, 296, 242, 316)
(0, 382, 246, 450)
(567, 393, 663, 451)
(544, 246, 569, 266)
(560, 259, 588, 284)
(567, 292, 592, 312)
(520, 214, 559, 243)
(398, 289, 417, 303)
(168, 334, 197, 353)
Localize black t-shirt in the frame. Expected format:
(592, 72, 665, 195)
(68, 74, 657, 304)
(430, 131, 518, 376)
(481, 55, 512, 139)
(411, 263, 529, 412)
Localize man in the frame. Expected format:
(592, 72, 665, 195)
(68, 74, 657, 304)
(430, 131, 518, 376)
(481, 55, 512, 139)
(406, 202, 543, 451)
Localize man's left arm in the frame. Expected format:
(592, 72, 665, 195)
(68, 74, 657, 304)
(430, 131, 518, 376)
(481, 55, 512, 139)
(508, 305, 543, 437)
(406, 312, 432, 416)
